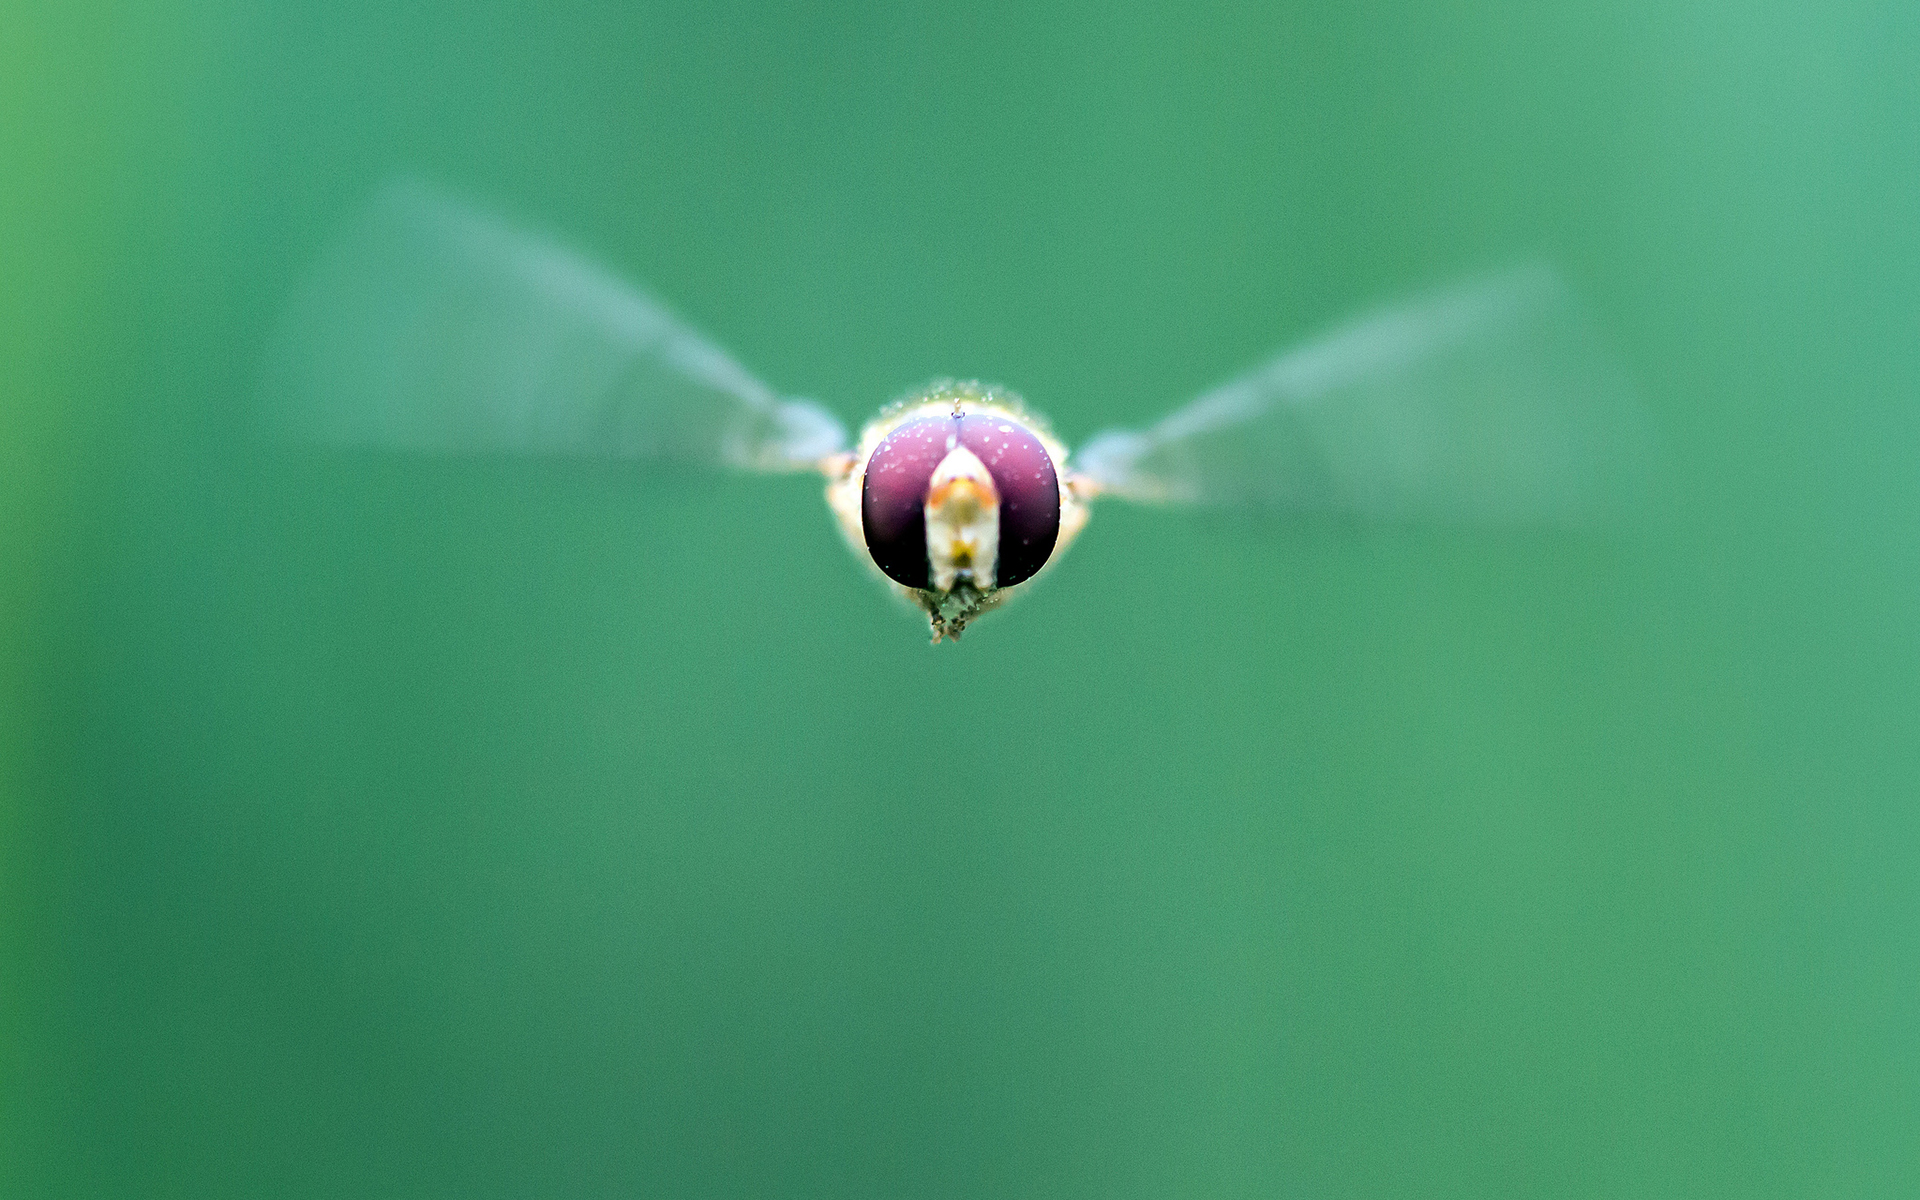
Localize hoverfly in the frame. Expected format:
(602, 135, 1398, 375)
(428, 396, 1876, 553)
(264, 180, 1641, 642)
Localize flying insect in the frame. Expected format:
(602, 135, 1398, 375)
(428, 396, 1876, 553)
(263, 180, 1642, 642)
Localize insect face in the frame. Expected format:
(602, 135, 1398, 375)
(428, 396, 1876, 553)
(859, 411, 1061, 590)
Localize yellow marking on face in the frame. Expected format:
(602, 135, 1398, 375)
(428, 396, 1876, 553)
(926, 474, 992, 519)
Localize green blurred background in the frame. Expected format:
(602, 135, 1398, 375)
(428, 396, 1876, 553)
(5, 0, 1918, 1195)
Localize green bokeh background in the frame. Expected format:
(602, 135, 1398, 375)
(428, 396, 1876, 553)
(6, 1, 1918, 1195)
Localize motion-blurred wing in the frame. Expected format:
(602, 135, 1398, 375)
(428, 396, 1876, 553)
(260, 178, 846, 472)
(1071, 265, 1645, 523)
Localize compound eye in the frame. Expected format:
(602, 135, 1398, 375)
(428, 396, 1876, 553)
(860, 416, 951, 588)
(957, 414, 1060, 587)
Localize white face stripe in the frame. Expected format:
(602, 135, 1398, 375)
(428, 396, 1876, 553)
(924, 445, 999, 593)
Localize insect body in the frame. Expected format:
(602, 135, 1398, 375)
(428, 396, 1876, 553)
(263, 179, 1643, 643)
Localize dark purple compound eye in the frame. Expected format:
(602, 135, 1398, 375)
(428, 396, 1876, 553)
(860, 416, 950, 588)
(860, 412, 1061, 589)
(955, 413, 1060, 586)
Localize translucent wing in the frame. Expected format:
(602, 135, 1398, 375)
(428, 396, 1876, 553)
(260, 178, 846, 471)
(1071, 265, 1647, 524)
